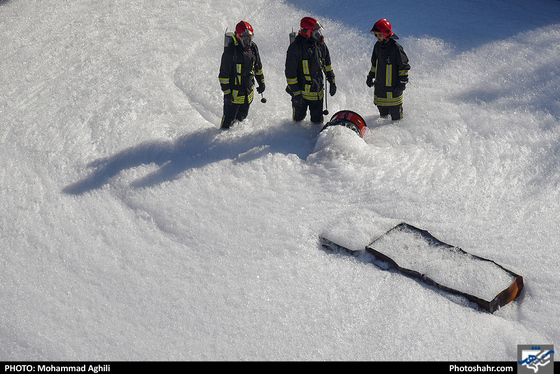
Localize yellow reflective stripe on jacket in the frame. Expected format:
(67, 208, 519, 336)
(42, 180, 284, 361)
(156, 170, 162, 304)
(301, 87, 324, 101)
(374, 92, 403, 106)
(286, 77, 301, 96)
(235, 63, 242, 85)
(302, 60, 310, 76)
(299, 59, 323, 100)
(371, 60, 378, 76)
(386, 64, 393, 86)
(231, 89, 254, 105)
(302, 60, 312, 82)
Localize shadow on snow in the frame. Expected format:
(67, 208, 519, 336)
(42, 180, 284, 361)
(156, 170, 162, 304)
(63, 123, 317, 195)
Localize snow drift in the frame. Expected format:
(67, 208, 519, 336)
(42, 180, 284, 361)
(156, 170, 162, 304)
(1, 0, 559, 361)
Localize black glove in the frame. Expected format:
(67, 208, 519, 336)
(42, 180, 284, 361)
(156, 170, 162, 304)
(398, 82, 407, 91)
(366, 75, 374, 88)
(329, 82, 337, 96)
(224, 93, 233, 105)
(292, 94, 304, 107)
(257, 83, 266, 94)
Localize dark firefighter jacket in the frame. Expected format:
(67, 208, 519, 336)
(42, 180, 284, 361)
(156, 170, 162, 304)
(285, 35, 335, 101)
(368, 38, 410, 107)
(219, 36, 265, 105)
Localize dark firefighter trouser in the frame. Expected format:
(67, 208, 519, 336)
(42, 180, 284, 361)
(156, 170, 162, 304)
(221, 101, 250, 129)
(377, 104, 403, 121)
(292, 97, 324, 124)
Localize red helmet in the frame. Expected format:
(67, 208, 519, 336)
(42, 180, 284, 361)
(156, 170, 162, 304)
(299, 17, 323, 42)
(235, 21, 254, 48)
(235, 21, 254, 37)
(371, 19, 393, 38)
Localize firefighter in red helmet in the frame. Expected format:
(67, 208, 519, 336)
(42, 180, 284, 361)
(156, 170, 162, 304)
(285, 17, 336, 125)
(218, 21, 266, 129)
(367, 19, 410, 120)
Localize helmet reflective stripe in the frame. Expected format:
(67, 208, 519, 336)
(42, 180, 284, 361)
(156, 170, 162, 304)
(238, 29, 253, 37)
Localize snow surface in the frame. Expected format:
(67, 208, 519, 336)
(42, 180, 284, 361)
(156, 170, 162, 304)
(1, 0, 560, 361)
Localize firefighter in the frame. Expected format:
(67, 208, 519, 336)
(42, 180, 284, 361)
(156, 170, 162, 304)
(366, 19, 410, 120)
(285, 17, 336, 125)
(218, 21, 265, 129)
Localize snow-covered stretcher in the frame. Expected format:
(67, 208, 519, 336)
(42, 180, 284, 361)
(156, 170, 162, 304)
(320, 222, 524, 313)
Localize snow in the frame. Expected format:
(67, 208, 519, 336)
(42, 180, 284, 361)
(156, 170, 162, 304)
(1, 0, 559, 361)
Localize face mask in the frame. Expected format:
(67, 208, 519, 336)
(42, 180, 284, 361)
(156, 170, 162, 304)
(239, 34, 252, 48)
(311, 28, 324, 43)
